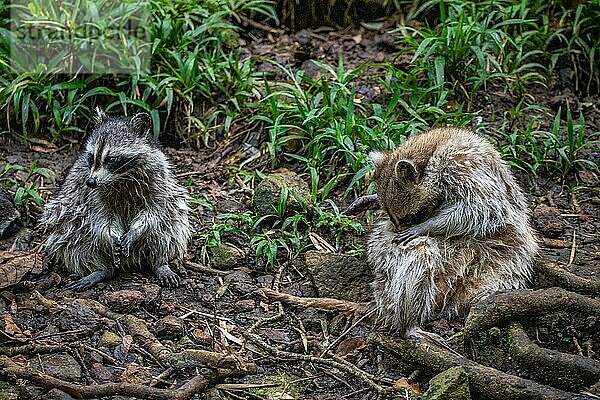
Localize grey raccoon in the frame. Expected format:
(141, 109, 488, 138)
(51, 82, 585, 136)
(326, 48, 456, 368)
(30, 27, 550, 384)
(39, 108, 191, 290)
(364, 127, 537, 336)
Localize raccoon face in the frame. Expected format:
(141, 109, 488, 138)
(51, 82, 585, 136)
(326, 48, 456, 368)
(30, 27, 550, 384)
(370, 151, 439, 230)
(84, 109, 157, 189)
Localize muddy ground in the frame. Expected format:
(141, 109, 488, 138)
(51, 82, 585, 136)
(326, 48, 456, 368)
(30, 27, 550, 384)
(0, 26, 599, 399)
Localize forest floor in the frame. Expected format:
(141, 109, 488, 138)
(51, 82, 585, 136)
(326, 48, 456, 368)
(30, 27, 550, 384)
(0, 26, 599, 400)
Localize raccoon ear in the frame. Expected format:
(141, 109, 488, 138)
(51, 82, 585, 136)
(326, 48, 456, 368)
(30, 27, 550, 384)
(93, 107, 107, 125)
(369, 151, 386, 166)
(129, 112, 152, 137)
(394, 159, 419, 184)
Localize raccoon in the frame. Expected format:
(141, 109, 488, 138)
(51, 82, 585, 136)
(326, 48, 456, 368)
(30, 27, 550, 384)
(39, 108, 190, 290)
(355, 127, 538, 336)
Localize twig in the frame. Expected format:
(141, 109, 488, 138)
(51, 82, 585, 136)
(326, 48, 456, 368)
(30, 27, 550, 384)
(242, 331, 391, 396)
(185, 261, 229, 276)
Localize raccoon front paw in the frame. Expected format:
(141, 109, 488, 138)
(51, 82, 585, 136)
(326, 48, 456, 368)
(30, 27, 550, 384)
(65, 270, 110, 291)
(392, 226, 422, 245)
(119, 230, 137, 258)
(154, 265, 180, 288)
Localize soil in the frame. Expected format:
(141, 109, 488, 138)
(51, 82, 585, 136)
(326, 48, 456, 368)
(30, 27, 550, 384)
(0, 26, 599, 399)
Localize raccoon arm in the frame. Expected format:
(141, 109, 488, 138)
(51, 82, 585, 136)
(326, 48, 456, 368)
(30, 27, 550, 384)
(120, 209, 160, 257)
(393, 200, 504, 245)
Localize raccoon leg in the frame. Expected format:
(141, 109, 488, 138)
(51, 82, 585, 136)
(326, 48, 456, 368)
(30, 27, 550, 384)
(153, 264, 180, 288)
(65, 269, 113, 291)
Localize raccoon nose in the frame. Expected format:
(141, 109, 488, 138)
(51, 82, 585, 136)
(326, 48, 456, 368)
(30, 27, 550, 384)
(86, 177, 98, 188)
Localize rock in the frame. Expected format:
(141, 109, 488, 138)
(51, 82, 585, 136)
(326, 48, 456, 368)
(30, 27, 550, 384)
(140, 284, 162, 304)
(0, 381, 19, 400)
(41, 388, 76, 400)
(100, 290, 145, 313)
(533, 204, 565, 238)
(0, 189, 20, 239)
(208, 243, 245, 270)
(252, 171, 311, 217)
(32, 354, 83, 381)
(153, 315, 185, 339)
(60, 302, 101, 333)
(98, 330, 122, 348)
(422, 366, 471, 400)
(304, 251, 373, 302)
(90, 362, 113, 382)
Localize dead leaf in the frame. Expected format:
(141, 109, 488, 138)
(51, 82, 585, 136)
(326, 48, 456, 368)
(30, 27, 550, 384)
(336, 336, 367, 357)
(2, 313, 29, 343)
(394, 377, 422, 396)
(30, 145, 57, 154)
(27, 138, 57, 148)
(308, 232, 336, 253)
(120, 363, 152, 385)
(114, 334, 133, 363)
(261, 328, 289, 343)
(0, 251, 43, 289)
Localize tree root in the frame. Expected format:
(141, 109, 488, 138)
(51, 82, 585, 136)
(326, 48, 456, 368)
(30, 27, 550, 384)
(0, 298, 256, 399)
(372, 334, 593, 400)
(534, 260, 600, 295)
(0, 355, 238, 400)
(507, 322, 600, 389)
(260, 288, 372, 317)
(74, 298, 254, 373)
(464, 287, 600, 341)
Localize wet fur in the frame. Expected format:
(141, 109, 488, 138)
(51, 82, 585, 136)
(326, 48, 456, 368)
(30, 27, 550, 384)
(368, 127, 538, 335)
(39, 109, 190, 286)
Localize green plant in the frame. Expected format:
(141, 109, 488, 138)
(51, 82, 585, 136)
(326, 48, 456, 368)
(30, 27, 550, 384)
(0, 161, 54, 208)
(544, 103, 599, 177)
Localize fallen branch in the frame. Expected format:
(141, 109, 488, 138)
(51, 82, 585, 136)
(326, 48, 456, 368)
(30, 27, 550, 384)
(507, 322, 600, 389)
(464, 287, 600, 341)
(534, 260, 600, 295)
(260, 288, 371, 317)
(372, 334, 592, 400)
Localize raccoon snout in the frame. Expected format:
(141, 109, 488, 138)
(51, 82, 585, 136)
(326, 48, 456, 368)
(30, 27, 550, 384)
(86, 177, 98, 188)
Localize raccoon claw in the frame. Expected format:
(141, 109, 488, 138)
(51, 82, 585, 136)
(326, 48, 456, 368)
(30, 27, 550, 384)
(65, 270, 110, 291)
(392, 226, 421, 245)
(154, 265, 180, 288)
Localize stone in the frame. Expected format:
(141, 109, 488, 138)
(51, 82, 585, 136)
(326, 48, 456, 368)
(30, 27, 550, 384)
(304, 251, 373, 302)
(153, 315, 185, 339)
(100, 290, 145, 313)
(422, 366, 471, 400)
(208, 243, 245, 270)
(90, 362, 113, 382)
(32, 354, 83, 381)
(235, 299, 255, 312)
(533, 204, 565, 238)
(41, 388, 76, 400)
(252, 171, 311, 217)
(98, 331, 122, 348)
(59, 302, 101, 333)
(0, 189, 20, 239)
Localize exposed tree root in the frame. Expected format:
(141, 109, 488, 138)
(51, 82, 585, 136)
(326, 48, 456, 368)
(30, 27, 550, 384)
(0, 355, 239, 400)
(464, 287, 600, 341)
(534, 260, 600, 295)
(75, 298, 254, 373)
(507, 322, 600, 389)
(260, 287, 372, 317)
(0, 298, 256, 399)
(372, 334, 593, 400)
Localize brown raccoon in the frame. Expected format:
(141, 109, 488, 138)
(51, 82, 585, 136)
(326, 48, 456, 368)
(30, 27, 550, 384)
(364, 127, 537, 336)
(39, 108, 190, 290)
